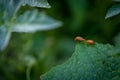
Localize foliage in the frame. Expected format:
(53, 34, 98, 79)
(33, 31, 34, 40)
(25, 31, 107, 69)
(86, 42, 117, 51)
(0, 0, 61, 51)
(41, 42, 120, 80)
(105, 4, 120, 19)
(12, 10, 61, 32)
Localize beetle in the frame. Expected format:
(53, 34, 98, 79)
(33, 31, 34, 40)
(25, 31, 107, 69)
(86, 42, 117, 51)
(75, 36, 94, 45)
(86, 40, 94, 45)
(75, 36, 85, 42)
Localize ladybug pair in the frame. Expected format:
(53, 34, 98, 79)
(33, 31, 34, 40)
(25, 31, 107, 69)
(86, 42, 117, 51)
(75, 36, 94, 45)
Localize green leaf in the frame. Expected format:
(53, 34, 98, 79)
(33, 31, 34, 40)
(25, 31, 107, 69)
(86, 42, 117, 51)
(0, 0, 21, 51)
(0, 0, 50, 23)
(0, 25, 12, 51)
(22, 0, 51, 8)
(105, 4, 120, 19)
(41, 42, 120, 80)
(0, 0, 52, 50)
(12, 10, 62, 33)
(0, 0, 21, 22)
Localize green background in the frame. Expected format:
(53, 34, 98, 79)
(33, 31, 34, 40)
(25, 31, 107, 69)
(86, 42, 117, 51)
(0, 0, 120, 80)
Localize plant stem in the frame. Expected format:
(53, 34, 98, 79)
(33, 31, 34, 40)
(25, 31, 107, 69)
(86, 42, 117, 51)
(26, 65, 32, 80)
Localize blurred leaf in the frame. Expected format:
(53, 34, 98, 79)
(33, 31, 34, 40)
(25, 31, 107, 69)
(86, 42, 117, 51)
(0, 0, 21, 22)
(105, 4, 120, 19)
(0, 0, 50, 23)
(0, 0, 21, 51)
(41, 42, 120, 80)
(12, 10, 62, 33)
(0, 25, 11, 51)
(0, 0, 52, 51)
(22, 0, 51, 8)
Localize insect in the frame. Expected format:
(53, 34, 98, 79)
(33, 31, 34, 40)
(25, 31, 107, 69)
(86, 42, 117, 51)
(75, 36, 94, 45)
(86, 40, 94, 45)
(74, 36, 85, 42)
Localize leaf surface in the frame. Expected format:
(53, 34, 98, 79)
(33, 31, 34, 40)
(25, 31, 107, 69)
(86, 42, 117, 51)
(0, 26, 11, 51)
(0, 0, 21, 22)
(0, 0, 50, 23)
(105, 4, 120, 19)
(22, 0, 51, 8)
(12, 10, 62, 33)
(41, 42, 120, 80)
